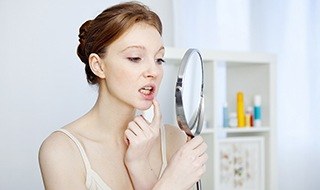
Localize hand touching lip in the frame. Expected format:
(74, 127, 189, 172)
(124, 99, 162, 165)
(124, 99, 161, 144)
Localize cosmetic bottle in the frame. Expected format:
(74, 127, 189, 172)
(245, 106, 253, 127)
(254, 95, 262, 127)
(223, 102, 229, 128)
(237, 92, 245, 127)
(229, 112, 237, 128)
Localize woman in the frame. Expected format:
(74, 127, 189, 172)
(39, 2, 208, 190)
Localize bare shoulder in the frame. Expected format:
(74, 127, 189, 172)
(39, 119, 85, 164)
(163, 124, 187, 159)
(38, 130, 86, 189)
(39, 130, 76, 163)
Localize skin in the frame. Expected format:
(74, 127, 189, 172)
(39, 22, 207, 190)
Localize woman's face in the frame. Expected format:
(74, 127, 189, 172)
(102, 22, 164, 110)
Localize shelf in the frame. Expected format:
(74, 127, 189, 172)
(219, 126, 270, 133)
(200, 127, 270, 134)
(201, 128, 215, 134)
(164, 47, 276, 190)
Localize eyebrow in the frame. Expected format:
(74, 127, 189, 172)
(121, 45, 165, 54)
(121, 45, 145, 52)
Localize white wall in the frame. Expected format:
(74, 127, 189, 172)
(0, 0, 173, 189)
(251, 1, 320, 189)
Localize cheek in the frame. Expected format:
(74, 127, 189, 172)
(111, 70, 135, 86)
(158, 69, 164, 83)
(108, 68, 140, 94)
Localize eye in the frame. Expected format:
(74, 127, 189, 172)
(156, 58, 165, 65)
(128, 57, 142, 63)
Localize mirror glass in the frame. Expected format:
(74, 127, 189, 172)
(175, 49, 204, 138)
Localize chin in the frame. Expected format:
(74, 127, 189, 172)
(136, 101, 153, 110)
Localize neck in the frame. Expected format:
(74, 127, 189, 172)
(87, 84, 136, 140)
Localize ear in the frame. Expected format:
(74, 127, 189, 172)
(88, 53, 106, 79)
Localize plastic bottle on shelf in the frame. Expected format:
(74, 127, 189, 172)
(229, 112, 238, 128)
(245, 106, 254, 127)
(254, 95, 262, 127)
(237, 92, 245, 127)
(223, 102, 229, 128)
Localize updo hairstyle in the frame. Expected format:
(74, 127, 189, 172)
(77, 1, 162, 85)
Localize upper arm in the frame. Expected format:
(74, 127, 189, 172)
(163, 124, 188, 160)
(38, 132, 87, 190)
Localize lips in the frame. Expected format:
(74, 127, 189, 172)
(139, 86, 154, 95)
(139, 84, 156, 99)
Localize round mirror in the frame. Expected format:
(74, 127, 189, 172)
(175, 49, 204, 138)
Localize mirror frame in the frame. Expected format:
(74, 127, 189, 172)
(175, 49, 204, 138)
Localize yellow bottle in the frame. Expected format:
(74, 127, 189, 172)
(237, 92, 245, 127)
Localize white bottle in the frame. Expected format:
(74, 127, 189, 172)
(253, 95, 262, 127)
(229, 112, 238, 128)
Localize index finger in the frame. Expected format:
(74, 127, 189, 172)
(151, 99, 162, 128)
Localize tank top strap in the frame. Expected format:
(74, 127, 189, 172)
(159, 125, 167, 178)
(56, 129, 92, 172)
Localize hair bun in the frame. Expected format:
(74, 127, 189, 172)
(78, 20, 92, 43)
(77, 20, 93, 64)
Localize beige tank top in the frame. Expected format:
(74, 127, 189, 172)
(56, 126, 168, 190)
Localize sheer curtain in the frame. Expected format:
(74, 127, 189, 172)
(173, 0, 320, 189)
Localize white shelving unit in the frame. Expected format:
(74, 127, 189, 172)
(164, 47, 277, 190)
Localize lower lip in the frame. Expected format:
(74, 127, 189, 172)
(140, 91, 155, 101)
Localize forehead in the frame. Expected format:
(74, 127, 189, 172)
(109, 22, 163, 52)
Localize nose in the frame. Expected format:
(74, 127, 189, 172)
(143, 60, 161, 78)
